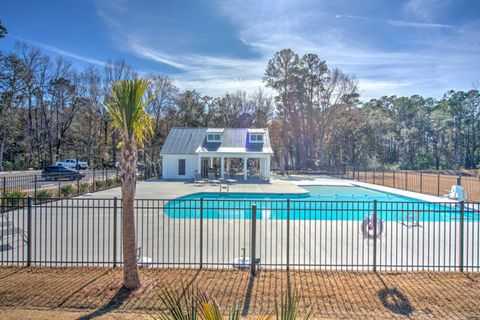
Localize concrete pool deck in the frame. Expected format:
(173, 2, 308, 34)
(85, 174, 458, 203)
(85, 175, 309, 199)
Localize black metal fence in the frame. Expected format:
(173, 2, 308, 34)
(329, 167, 480, 202)
(1, 197, 479, 272)
(0, 168, 155, 199)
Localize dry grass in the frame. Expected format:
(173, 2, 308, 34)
(0, 267, 479, 319)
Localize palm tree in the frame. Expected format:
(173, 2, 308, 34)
(105, 79, 153, 289)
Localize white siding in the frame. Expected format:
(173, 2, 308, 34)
(161, 155, 198, 180)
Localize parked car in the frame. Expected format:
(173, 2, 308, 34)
(42, 165, 85, 181)
(55, 159, 88, 170)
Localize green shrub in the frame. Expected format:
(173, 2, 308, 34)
(2, 190, 26, 207)
(106, 178, 115, 188)
(36, 189, 52, 198)
(94, 180, 105, 190)
(59, 184, 74, 197)
(35, 189, 53, 203)
(78, 182, 90, 194)
(6, 190, 26, 199)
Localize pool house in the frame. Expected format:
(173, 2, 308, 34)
(160, 127, 273, 180)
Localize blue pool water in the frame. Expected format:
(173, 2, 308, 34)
(164, 185, 473, 221)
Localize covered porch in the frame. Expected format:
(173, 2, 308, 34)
(198, 152, 271, 181)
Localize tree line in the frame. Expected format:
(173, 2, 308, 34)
(0, 34, 479, 172)
(263, 49, 479, 171)
(0, 41, 273, 172)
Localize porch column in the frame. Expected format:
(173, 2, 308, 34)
(260, 157, 266, 179)
(243, 157, 248, 180)
(197, 156, 201, 175)
(220, 156, 225, 179)
(265, 156, 271, 179)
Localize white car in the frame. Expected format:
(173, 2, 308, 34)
(55, 159, 88, 170)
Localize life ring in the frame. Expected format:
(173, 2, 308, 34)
(361, 215, 383, 239)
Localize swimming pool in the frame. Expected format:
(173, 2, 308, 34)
(164, 185, 471, 221)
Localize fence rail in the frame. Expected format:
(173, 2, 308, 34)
(330, 168, 480, 202)
(1, 197, 479, 271)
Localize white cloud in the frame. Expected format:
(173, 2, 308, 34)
(334, 14, 452, 28)
(9, 34, 109, 68)
(404, 0, 454, 20)
(93, 0, 479, 100)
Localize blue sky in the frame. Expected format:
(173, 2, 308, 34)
(1, 0, 480, 99)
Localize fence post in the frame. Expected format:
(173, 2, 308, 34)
(405, 171, 408, 190)
(113, 197, 118, 268)
(393, 170, 396, 188)
(2, 177, 5, 198)
(58, 180, 61, 197)
(459, 201, 464, 272)
(286, 199, 290, 270)
(93, 169, 96, 192)
(27, 196, 32, 267)
(382, 170, 385, 186)
(199, 198, 203, 269)
(77, 174, 80, 195)
(420, 172, 423, 193)
(373, 200, 378, 272)
(34, 175, 37, 198)
(373, 168, 376, 184)
(251, 203, 257, 276)
(437, 172, 440, 196)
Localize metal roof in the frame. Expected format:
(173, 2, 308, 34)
(160, 127, 273, 155)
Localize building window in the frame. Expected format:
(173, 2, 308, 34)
(249, 133, 264, 143)
(178, 159, 186, 175)
(207, 133, 221, 142)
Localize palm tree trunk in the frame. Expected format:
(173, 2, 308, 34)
(121, 140, 141, 289)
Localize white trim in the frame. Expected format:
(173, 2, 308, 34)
(206, 128, 224, 133)
(247, 128, 265, 133)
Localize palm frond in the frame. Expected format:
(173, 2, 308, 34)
(275, 291, 312, 320)
(104, 78, 154, 147)
(158, 286, 197, 320)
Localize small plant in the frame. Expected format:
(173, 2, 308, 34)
(158, 287, 245, 320)
(59, 184, 74, 197)
(78, 182, 90, 194)
(106, 178, 116, 188)
(275, 292, 312, 320)
(35, 189, 52, 204)
(94, 180, 105, 190)
(2, 190, 26, 207)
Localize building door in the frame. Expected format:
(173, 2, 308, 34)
(201, 159, 209, 178)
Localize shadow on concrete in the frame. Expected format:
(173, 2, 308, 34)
(77, 286, 134, 320)
(376, 273, 413, 316)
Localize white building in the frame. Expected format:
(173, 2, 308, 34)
(160, 128, 273, 180)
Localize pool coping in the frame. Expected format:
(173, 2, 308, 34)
(292, 179, 458, 203)
(166, 191, 310, 200)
